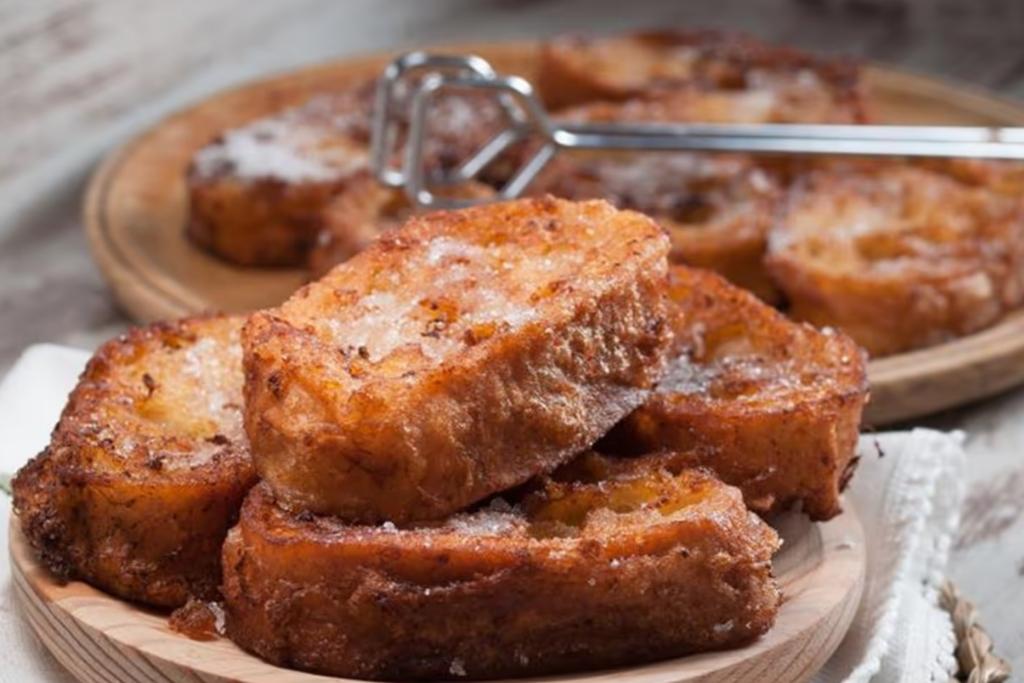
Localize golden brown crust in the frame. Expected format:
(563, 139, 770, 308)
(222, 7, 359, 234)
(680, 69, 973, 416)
(222, 453, 780, 680)
(532, 82, 886, 303)
(538, 29, 867, 119)
(529, 142, 783, 303)
(187, 84, 512, 268)
(243, 197, 672, 523)
(603, 266, 868, 521)
(553, 82, 863, 127)
(766, 163, 1024, 356)
(916, 157, 1024, 197)
(187, 89, 375, 267)
(188, 174, 355, 267)
(12, 316, 257, 607)
(307, 174, 495, 278)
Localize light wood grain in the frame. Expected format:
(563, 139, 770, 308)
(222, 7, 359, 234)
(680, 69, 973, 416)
(9, 507, 866, 683)
(82, 42, 1024, 427)
(867, 310, 1024, 424)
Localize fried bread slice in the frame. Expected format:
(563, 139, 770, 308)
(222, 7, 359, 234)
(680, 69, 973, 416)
(243, 197, 671, 523)
(529, 149, 783, 302)
(538, 29, 866, 118)
(187, 88, 375, 267)
(603, 266, 867, 521)
(222, 452, 780, 680)
(527, 84, 875, 304)
(916, 157, 1024, 197)
(307, 174, 495, 278)
(12, 316, 256, 607)
(188, 84, 510, 267)
(553, 81, 865, 126)
(766, 163, 1024, 356)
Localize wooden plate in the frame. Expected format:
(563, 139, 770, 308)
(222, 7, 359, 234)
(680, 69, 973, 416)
(10, 505, 865, 683)
(82, 42, 1024, 426)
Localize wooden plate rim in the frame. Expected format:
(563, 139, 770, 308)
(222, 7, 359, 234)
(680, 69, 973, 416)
(10, 506, 865, 683)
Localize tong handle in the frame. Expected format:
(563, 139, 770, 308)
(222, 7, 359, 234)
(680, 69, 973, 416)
(373, 51, 1024, 209)
(554, 122, 1024, 159)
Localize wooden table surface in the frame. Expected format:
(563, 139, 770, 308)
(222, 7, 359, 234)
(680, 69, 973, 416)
(3, 0, 1023, 678)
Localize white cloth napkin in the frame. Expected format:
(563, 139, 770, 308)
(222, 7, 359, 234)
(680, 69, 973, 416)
(0, 344, 966, 683)
(0, 345, 90, 683)
(812, 429, 964, 683)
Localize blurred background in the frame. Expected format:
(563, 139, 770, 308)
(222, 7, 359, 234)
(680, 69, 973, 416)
(4, 0, 1024, 369)
(4, 0, 1024, 368)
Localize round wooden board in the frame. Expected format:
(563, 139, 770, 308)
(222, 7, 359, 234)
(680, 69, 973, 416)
(82, 41, 1024, 426)
(10, 506, 865, 683)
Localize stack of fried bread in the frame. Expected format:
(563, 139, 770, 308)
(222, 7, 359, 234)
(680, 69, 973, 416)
(13, 316, 255, 607)
(187, 30, 1024, 358)
(15, 193, 867, 679)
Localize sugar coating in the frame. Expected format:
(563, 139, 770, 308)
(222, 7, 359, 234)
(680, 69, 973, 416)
(84, 320, 245, 472)
(712, 619, 735, 635)
(246, 198, 671, 523)
(773, 165, 1023, 278)
(533, 152, 774, 237)
(181, 336, 243, 427)
(657, 357, 718, 395)
(449, 658, 467, 677)
(191, 81, 505, 186)
(445, 510, 524, 536)
(655, 296, 858, 408)
(315, 231, 595, 371)
(192, 95, 370, 183)
(659, 348, 813, 406)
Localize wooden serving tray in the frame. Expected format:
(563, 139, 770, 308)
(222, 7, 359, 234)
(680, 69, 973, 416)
(82, 41, 1024, 426)
(10, 506, 865, 683)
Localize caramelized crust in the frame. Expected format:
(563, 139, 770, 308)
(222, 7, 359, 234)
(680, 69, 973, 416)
(916, 157, 1024, 197)
(529, 145, 783, 303)
(603, 266, 867, 521)
(243, 197, 671, 523)
(188, 83, 510, 268)
(527, 81, 882, 304)
(12, 316, 257, 607)
(307, 174, 495, 278)
(767, 163, 1024, 356)
(190, 31, 867, 270)
(187, 88, 375, 267)
(553, 81, 865, 126)
(222, 453, 780, 680)
(538, 29, 867, 119)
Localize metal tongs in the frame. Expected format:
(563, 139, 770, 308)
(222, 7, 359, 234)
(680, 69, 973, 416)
(371, 52, 1024, 209)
